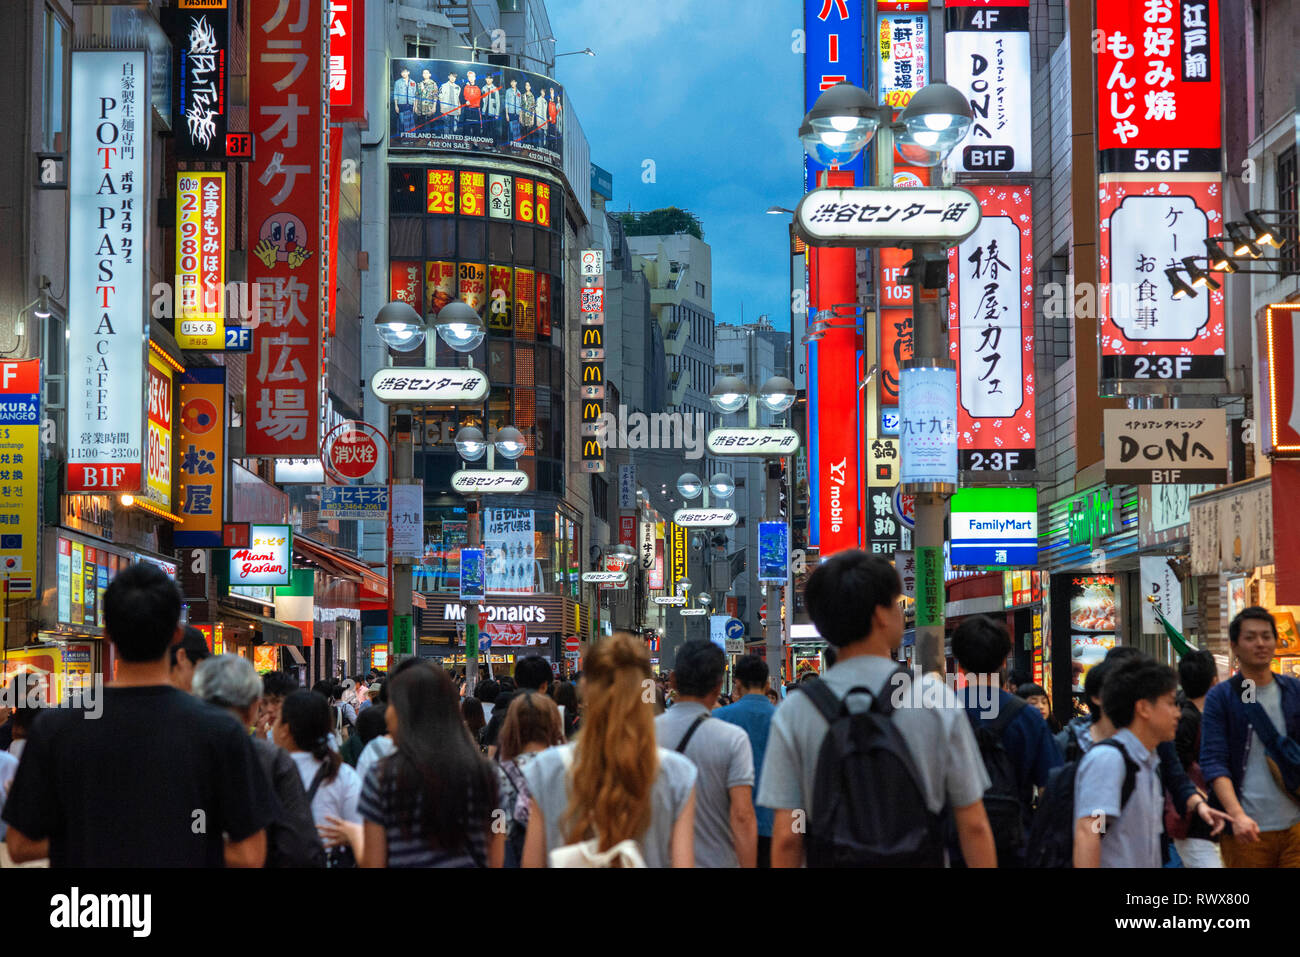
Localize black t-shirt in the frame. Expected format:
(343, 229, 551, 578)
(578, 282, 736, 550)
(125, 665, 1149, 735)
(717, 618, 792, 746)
(1, 685, 275, 867)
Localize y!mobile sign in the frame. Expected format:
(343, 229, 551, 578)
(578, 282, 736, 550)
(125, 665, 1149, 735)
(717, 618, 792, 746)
(247, 0, 325, 456)
(944, 0, 1032, 174)
(949, 185, 1036, 473)
(804, 0, 865, 192)
(68, 51, 150, 494)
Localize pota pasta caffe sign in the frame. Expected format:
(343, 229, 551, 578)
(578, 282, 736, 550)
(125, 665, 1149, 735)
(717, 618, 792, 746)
(229, 524, 292, 586)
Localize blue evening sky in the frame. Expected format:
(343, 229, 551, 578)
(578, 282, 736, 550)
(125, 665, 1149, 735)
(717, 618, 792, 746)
(549, 1, 806, 331)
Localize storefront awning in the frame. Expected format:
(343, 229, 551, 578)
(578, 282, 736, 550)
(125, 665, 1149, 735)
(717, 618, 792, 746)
(284, 645, 307, 665)
(223, 606, 304, 647)
(360, 571, 427, 611)
(294, 535, 370, 582)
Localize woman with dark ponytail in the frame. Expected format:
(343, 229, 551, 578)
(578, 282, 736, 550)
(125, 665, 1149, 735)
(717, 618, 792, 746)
(276, 689, 362, 860)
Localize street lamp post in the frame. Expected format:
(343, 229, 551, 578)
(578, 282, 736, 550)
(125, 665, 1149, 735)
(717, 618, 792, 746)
(795, 81, 974, 676)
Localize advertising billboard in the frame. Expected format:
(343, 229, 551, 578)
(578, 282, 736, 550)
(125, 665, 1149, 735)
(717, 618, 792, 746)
(168, 0, 231, 161)
(1263, 304, 1300, 456)
(67, 51, 150, 494)
(175, 367, 225, 548)
(876, 1, 929, 109)
(0, 360, 39, 594)
(758, 521, 790, 583)
(950, 487, 1038, 567)
(229, 524, 292, 587)
(329, 0, 366, 123)
(944, 0, 1032, 174)
(804, 0, 865, 191)
(949, 184, 1035, 473)
(175, 171, 227, 350)
(146, 352, 175, 511)
(899, 366, 958, 486)
(247, 0, 325, 456)
(390, 59, 565, 170)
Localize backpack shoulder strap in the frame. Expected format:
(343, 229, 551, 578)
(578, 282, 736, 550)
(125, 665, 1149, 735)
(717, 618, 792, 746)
(305, 762, 330, 805)
(795, 678, 843, 724)
(675, 713, 710, 754)
(987, 694, 1027, 734)
(1097, 738, 1141, 811)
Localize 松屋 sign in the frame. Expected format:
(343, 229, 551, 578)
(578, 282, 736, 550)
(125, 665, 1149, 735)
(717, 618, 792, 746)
(706, 428, 801, 456)
(1103, 408, 1227, 484)
(950, 487, 1038, 567)
(370, 369, 488, 404)
(673, 508, 738, 528)
(796, 187, 982, 247)
(229, 524, 291, 586)
(451, 471, 530, 493)
(67, 51, 150, 494)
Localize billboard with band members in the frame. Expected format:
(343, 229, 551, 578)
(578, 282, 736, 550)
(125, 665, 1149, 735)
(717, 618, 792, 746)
(389, 58, 565, 170)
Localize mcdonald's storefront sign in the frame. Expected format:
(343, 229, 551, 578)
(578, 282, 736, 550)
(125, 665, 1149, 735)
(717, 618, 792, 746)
(582, 340, 605, 471)
(581, 363, 604, 383)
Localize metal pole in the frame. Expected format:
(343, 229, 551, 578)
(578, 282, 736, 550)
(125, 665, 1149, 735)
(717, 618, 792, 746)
(465, 494, 481, 696)
(393, 409, 414, 667)
(386, 437, 395, 672)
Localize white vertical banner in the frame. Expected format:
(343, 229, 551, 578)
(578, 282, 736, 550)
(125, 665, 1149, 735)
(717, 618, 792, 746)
(67, 51, 150, 494)
(639, 519, 656, 570)
(944, 1, 1033, 174)
(956, 210, 1023, 421)
(485, 507, 535, 594)
(391, 482, 424, 563)
(1140, 556, 1182, 636)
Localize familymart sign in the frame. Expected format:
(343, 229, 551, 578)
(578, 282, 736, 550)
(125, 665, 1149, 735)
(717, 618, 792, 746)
(950, 488, 1038, 568)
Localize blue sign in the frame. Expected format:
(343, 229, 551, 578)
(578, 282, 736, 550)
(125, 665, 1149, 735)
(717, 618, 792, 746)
(320, 485, 389, 519)
(224, 326, 252, 352)
(725, 618, 745, 642)
(459, 547, 486, 602)
(881, 408, 900, 435)
(758, 521, 790, 583)
(804, 0, 866, 192)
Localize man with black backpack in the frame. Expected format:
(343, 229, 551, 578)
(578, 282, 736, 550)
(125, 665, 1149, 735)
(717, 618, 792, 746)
(950, 616, 1062, 866)
(1073, 657, 1181, 867)
(757, 550, 995, 867)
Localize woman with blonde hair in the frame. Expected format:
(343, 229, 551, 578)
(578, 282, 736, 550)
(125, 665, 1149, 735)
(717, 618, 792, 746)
(520, 633, 696, 867)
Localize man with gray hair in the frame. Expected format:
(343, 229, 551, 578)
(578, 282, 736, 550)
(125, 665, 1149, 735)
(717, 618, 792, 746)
(194, 655, 325, 868)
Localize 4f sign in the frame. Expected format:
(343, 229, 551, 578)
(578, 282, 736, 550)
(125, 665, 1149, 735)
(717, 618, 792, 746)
(580, 249, 604, 276)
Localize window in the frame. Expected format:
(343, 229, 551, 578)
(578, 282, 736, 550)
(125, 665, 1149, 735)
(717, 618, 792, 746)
(1280, 145, 1298, 276)
(590, 475, 609, 523)
(407, 40, 434, 58)
(695, 281, 705, 298)
(43, 8, 67, 151)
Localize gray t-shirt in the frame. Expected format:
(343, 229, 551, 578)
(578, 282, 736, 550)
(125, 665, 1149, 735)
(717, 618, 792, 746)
(756, 656, 989, 821)
(655, 703, 755, 868)
(1240, 679, 1300, 832)
(1073, 728, 1163, 867)
(522, 743, 696, 867)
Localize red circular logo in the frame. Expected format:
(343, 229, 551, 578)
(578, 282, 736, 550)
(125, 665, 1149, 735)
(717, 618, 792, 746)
(329, 430, 380, 480)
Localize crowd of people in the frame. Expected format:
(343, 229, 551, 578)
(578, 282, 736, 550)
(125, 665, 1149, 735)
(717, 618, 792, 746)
(1, 552, 1298, 868)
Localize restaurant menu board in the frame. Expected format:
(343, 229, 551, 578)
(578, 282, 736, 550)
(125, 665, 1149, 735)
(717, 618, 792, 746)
(1069, 574, 1117, 691)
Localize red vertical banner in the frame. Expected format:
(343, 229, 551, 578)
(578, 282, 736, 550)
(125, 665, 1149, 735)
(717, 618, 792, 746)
(328, 0, 366, 123)
(948, 184, 1036, 473)
(248, 0, 326, 456)
(809, 242, 861, 552)
(390, 261, 422, 309)
(327, 128, 342, 336)
(536, 273, 552, 340)
(515, 178, 535, 223)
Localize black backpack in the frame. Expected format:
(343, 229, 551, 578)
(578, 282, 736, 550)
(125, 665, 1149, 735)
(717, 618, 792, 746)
(797, 671, 945, 867)
(947, 695, 1029, 866)
(1024, 737, 1138, 868)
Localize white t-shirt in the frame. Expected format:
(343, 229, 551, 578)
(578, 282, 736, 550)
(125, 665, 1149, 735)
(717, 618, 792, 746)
(290, 751, 362, 826)
(356, 734, 397, 784)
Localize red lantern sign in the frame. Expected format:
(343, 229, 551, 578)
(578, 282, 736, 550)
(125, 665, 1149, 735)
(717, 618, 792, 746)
(321, 421, 388, 484)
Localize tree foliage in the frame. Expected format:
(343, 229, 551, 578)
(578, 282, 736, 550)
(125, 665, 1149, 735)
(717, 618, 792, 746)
(618, 207, 704, 240)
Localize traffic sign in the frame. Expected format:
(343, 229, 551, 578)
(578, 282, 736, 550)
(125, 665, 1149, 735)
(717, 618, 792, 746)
(724, 618, 745, 642)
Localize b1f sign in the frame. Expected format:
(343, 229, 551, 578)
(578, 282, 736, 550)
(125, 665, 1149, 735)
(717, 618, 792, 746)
(945, 1, 1032, 174)
(67, 51, 150, 494)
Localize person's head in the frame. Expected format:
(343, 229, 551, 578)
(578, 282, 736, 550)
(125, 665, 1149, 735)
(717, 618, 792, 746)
(103, 562, 182, 662)
(462, 697, 486, 736)
(1101, 656, 1180, 742)
(552, 680, 578, 716)
(192, 654, 263, 726)
(311, 679, 338, 703)
(1177, 649, 1218, 699)
(672, 640, 726, 702)
(804, 550, 903, 649)
(564, 633, 658, 850)
(168, 626, 212, 692)
(1230, 607, 1278, 669)
(354, 704, 387, 746)
(765, 687, 780, 705)
(400, 68, 410, 79)
(259, 671, 296, 729)
(1082, 658, 1111, 722)
(467, 71, 476, 83)
(498, 675, 517, 694)
(386, 661, 495, 851)
(477, 678, 500, 704)
(1005, 669, 1030, 693)
(514, 655, 552, 694)
(1014, 682, 1051, 721)
(276, 690, 342, 783)
(733, 655, 769, 695)
(951, 615, 1012, 679)
(499, 690, 564, 763)
(10, 706, 40, 740)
